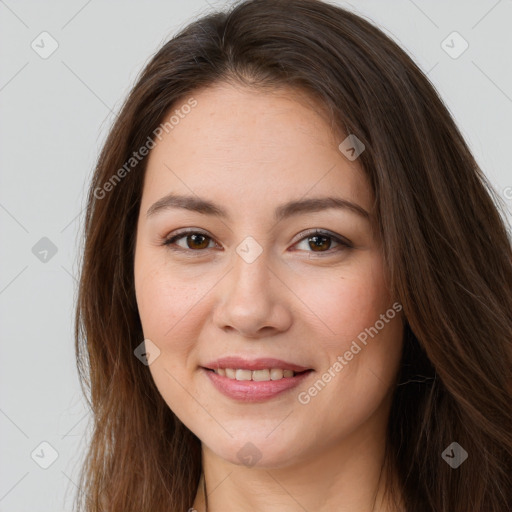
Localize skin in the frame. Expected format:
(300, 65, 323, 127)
(134, 82, 405, 512)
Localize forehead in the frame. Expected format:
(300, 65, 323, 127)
(142, 83, 372, 217)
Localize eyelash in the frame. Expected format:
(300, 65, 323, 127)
(161, 228, 352, 257)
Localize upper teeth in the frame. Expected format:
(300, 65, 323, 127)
(213, 368, 296, 381)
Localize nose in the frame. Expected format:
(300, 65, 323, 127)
(212, 248, 293, 338)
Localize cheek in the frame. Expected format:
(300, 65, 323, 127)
(134, 253, 204, 341)
(134, 270, 202, 382)
(134, 254, 207, 412)
(292, 253, 403, 411)
(293, 254, 392, 349)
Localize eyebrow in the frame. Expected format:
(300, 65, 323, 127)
(146, 192, 370, 222)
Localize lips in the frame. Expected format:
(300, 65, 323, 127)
(200, 356, 314, 402)
(202, 356, 312, 372)
(202, 367, 313, 402)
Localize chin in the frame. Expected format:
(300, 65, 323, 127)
(201, 430, 306, 469)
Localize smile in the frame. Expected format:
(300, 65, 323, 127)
(201, 367, 314, 402)
(211, 368, 301, 380)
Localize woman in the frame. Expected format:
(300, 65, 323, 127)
(74, 0, 512, 511)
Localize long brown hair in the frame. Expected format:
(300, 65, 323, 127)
(73, 0, 512, 510)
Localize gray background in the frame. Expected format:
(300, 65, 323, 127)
(1, 0, 511, 510)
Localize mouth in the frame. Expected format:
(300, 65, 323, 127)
(200, 357, 314, 402)
(203, 367, 313, 381)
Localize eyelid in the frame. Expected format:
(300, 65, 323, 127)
(292, 228, 353, 249)
(162, 228, 220, 253)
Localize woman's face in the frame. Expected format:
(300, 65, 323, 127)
(134, 83, 404, 468)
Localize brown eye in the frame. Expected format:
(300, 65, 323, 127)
(163, 231, 215, 251)
(294, 230, 351, 255)
(307, 234, 332, 252)
(184, 233, 211, 249)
